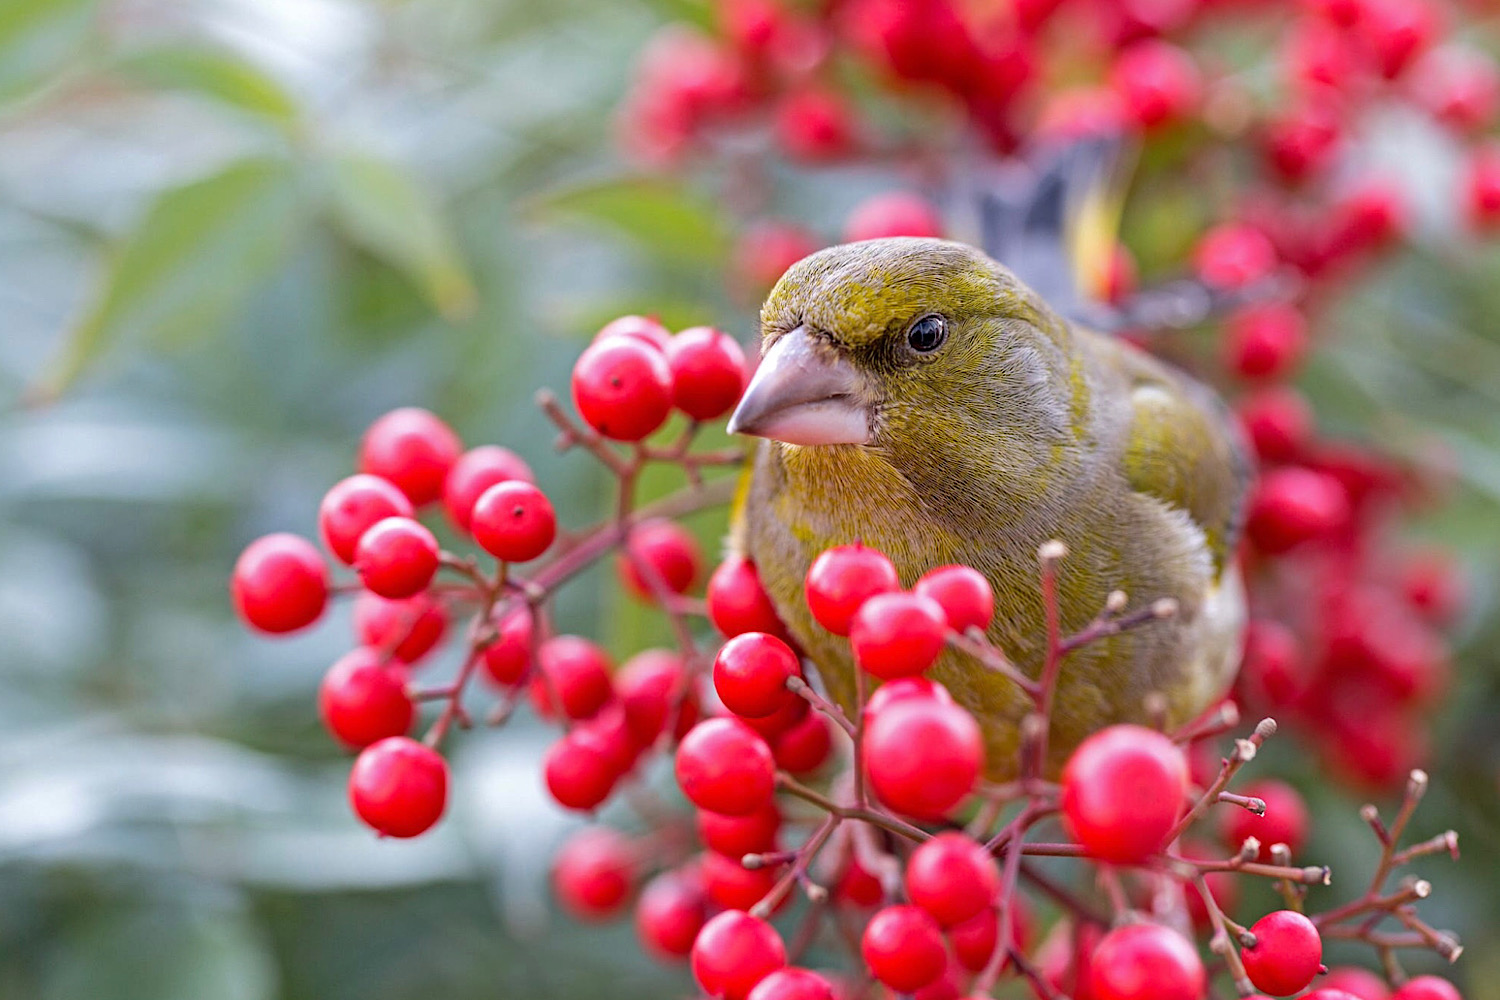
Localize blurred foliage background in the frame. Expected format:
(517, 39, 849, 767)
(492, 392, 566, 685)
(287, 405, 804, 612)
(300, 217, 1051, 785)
(1, 0, 1498, 998)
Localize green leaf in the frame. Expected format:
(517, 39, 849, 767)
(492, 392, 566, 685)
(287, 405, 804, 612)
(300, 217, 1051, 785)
(0, 0, 100, 105)
(32, 157, 300, 400)
(529, 176, 731, 268)
(114, 44, 300, 128)
(326, 152, 477, 321)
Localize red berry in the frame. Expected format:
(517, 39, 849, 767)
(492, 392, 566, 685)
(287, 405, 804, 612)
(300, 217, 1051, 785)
(1391, 976, 1462, 1000)
(914, 565, 993, 633)
(572, 336, 674, 441)
(531, 635, 615, 721)
(1362, 0, 1438, 80)
(348, 736, 447, 837)
(691, 911, 787, 1000)
(861, 905, 947, 993)
(1307, 991, 1375, 1000)
(1222, 779, 1309, 861)
(1465, 144, 1500, 231)
(775, 87, 855, 162)
(1398, 549, 1466, 625)
(553, 827, 637, 921)
(1225, 304, 1308, 381)
(319, 648, 414, 749)
(354, 517, 439, 599)
(864, 696, 982, 819)
(734, 221, 820, 295)
(1061, 724, 1188, 864)
(1109, 40, 1200, 130)
(772, 711, 833, 775)
(1242, 910, 1322, 997)
(1196, 223, 1278, 290)
(442, 445, 534, 532)
(715, 632, 801, 719)
(1247, 467, 1351, 554)
(865, 676, 955, 721)
(904, 833, 999, 928)
(668, 326, 748, 420)
(231, 533, 329, 634)
(748, 968, 836, 1000)
(805, 543, 900, 636)
(1238, 619, 1309, 709)
(616, 648, 692, 746)
(951, 897, 1033, 972)
(319, 474, 415, 564)
(1238, 387, 1314, 464)
(354, 592, 447, 664)
(1412, 48, 1499, 133)
(471, 481, 556, 563)
(1264, 103, 1342, 184)
(738, 693, 810, 741)
(702, 849, 779, 911)
(1088, 924, 1205, 1000)
(359, 407, 461, 507)
(844, 192, 944, 242)
(1321, 967, 1392, 1000)
(849, 591, 948, 680)
(619, 518, 703, 600)
(698, 803, 781, 857)
(544, 729, 621, 811)
(675, 718, 776, 815)
(709, 556, 790, 640)
(637, 869, 708, 960)
(480, 605, 533, 686)
(835, 856, 883, 908)
(595, 314, 672, 353)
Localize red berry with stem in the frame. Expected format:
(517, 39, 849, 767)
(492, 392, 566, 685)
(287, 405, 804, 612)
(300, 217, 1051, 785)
(572, 335, 674, 441)
(319, 473, 415, 564)
(553, 827, 637, 921)
(1088, 924, 1205, 1000)
(442, 445, 534, 532)
(772, 711, 832, 775)
(691, 911, 787, 1000)
(354, 517, 439, 599)
(480, 605, 533, 686)
(531, 635, 615, 721)
(619, 518, 703, 600)
(667, 326, 748, 420)
(714, 632, 801, 719)
(1241, 910, 1322, 997)
(616, 648, 691, 746)
(1391, 976, 1463, 1000)
(697, 803, 781, 857)
(709, 556, 790, 640)
(544, 729, 621, 811)
(861, 905, 948, 993)
(1247, 467, 1351, 554)
(748, 968, 836, 1000)
(471, 480, 556, 563)
(595, 314, 672, 353)
(1222, 779, 1309, 861)
(914, 564, 993, 632)
(348, 736, 448, 838)
(702, 850, 779, 911)
(864, 696, 982, 819)
(844, 191, 944, 242)
(359, 407, 462, 507)
(1061, 724, 1188, 863)
(354, 592, 447, 665)
(849, 591, 948, 680)
(232, 533, 329, 634)
(805, 543, 900, 636)
(318, 647, 414, 749)
(905, 832, 1000, 928)
(637, 869, 708, 959)
(675, 718, 776, 815)
(1225, 304, 1308, 381)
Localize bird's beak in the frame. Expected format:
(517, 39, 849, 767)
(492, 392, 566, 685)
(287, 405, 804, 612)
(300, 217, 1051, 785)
(727, 326, 871, 446)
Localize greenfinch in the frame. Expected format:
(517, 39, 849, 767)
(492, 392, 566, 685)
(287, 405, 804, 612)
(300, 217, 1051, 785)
(727, 237, 1250, 776)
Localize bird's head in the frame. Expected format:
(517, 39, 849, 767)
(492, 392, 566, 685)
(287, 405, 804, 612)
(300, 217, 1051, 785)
(729, 237, 1086, 484)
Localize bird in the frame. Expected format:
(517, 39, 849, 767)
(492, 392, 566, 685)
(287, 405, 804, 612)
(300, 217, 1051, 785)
(724, 235, 1251, 776)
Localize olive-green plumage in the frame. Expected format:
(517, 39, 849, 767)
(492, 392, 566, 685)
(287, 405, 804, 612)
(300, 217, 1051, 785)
(728, 237, 1251, 776)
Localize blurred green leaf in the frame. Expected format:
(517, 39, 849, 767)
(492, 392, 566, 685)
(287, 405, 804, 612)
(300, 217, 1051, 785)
(0, 0, 99, 105)
(33, 157, 301, 400)
(114, 44, 301, 129)
(530, 176, 731, 268)
(326, 152, 478, 322)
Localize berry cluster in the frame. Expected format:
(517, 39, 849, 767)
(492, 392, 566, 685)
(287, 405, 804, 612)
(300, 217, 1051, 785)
(233, 317, 1464, 996)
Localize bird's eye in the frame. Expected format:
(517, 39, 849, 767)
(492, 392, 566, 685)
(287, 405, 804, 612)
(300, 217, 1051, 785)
(906, 314, 948, 353)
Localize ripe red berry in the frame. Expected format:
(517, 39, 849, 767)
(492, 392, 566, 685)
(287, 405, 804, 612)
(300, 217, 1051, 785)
(835, 856, 883, 907)
(849, 591, 948, 680)
(1088, 924, 1205, 1000)
(572, 336, 674, 441)
(691, 911, 787, 1000)
(637, 869, 708, 960)
(747, 968, 836, 1000)
(544, 728, 621, 811)
(702, 849, 779, 911)
(738, 690, 811, 741)
(1412, 48, 1499, 133)
(775, 86, 855, 162)
(861, 905, 947, 992)
(1320, 967, 1392, 1000)
(442, 445, 534, 532)
(359, 407, 462, 507)
(1464, 144, 1500, 231)
(1195, 223, 1278, 290)
(531, 635, 615, 721)
(1398, 549, 1466, 625)
(1061, 724, 1188, 864)
(698, 803, 781, 857)
(844, 191, 944, 242)
(1247, 467, 1351, 554)
(708, 556, 789, 640)
(595, 314, 672, 353)
(553, 827, 637, 922)
(914, 565, 993, 633)
(319, 474, 415, 565)
(1391, 976, 1463, 1000)
(904, 833, 1000, 927)
(480, 605, 533, 686)
(616, 648, 692, 746)
(864, 696, 982, 819)
(675, 718, 776, 815)
(951, 896, 1033, 972)
(354, 592, 447, 664)
(865, 676, 956, 721)
(1225, 304, 1308, 381)
(1238, 619, 1309, 709)
(319, 648, 414, 749)
(471, 481, 556, 563)
(1242, 910, 1323, 997)
(354, 517, 439, 599)
(772, 711, 833, 775)
(231, 533, 329, 634)
(1306, 991, 1373, 1000)
(1222, 779, 1309, 861)
(667, 326, 748, 420)
(733, 221, 820, 294)
(1109, 39, 1201, 130)
(714, 632, 801, 719)
(805, 543, 900, 636)
(1362, 0, 1438, 80)
(1238, 387, 1314, 464)
(1264, 103, 1342, 183)
(348, 736, 448, 837)
(619, 518, 703, 599)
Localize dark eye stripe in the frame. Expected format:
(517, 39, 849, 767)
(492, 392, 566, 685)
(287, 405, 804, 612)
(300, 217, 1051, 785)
(907, 314, 947, 353)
